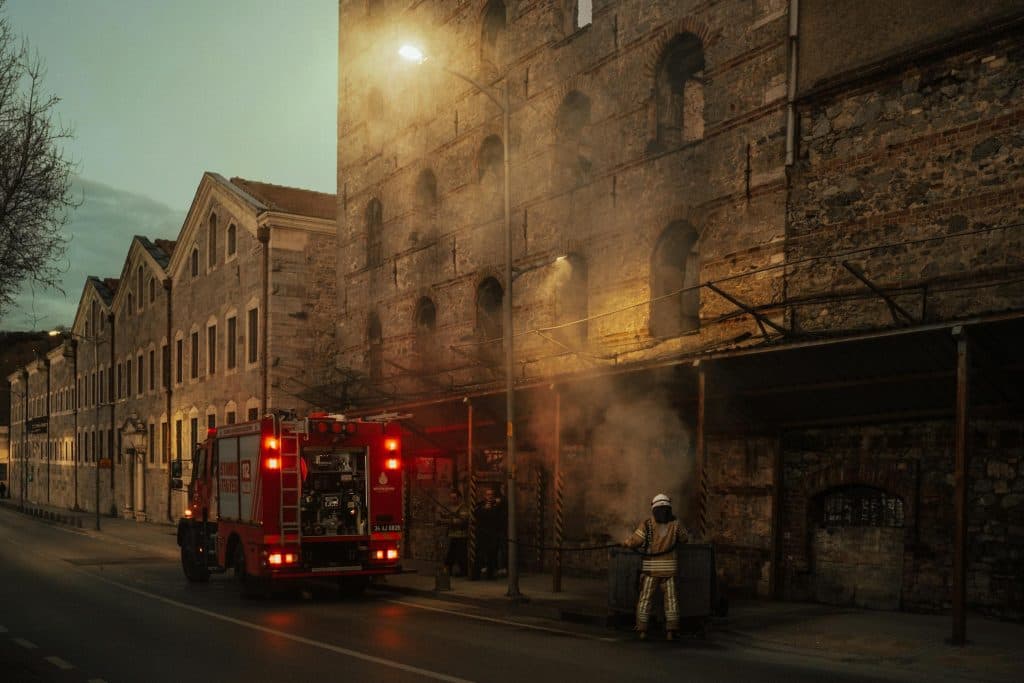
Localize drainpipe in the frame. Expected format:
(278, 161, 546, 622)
(20, 369, 28, 509)
(45, 358, 51, 504)
(165, 277, 174, 522)
(785, 0, 800, 166)
(72, 341, 79, 510)
(258, 224, 271, 415)
(108, 313, 116, 514)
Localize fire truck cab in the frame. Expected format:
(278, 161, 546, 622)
(173, 413, 404, 596)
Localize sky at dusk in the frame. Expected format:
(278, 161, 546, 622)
(3, 0, 336, 331)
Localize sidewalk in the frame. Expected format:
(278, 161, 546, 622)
(4, 498, 1022, 682)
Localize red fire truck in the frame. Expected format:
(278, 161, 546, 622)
(174, 412, 404, 595)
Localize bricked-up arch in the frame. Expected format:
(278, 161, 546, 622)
(480, 0, 508, 69)
(365, 198, 383, 268)
(367, 312, 383, 382)
(651, 33, 705, 150)
(416, 168, 438, 207)
(414, 296, 438, 362)
(476, 277, 504, 365)
(554, 90, 592, 187)
(478, 135, 503, 183)
(555, 253, 588, 342)
(366, 87, 385, 152)
(650, 221, 700, 337)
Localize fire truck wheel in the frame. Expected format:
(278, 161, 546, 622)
(233, 543, 263, 599)
(181, 531, 210, 583)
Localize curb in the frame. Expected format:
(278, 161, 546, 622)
(0, 500, 85, 530)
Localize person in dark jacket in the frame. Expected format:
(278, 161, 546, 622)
(472, 486, 505, 580)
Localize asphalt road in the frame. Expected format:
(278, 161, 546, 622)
(0, 511, 915, 683)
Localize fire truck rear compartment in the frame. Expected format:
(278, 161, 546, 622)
(300, 449, 368, 537)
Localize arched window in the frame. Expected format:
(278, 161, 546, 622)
(149, 277, 156, 303)
(574, 0, 593, 29)
(476, 277, 504, 365)
(365, 198, 383, 267)
(416, 169, 438, 208)
(136, 266, 144, 311)
(478, 135, 504, 184)
(190, 248, 199, 277)
(367, 312, 383, 382)
(555, 254, 588, 342)
(208, 213, 218, 267)
(653, 33, 705, 150)
(650, 221, 700, 337)
(227, 223, 237, 256)
(481, 0, 507, 67)
(554, 90, 592, 186)
(414, 297, 437, 361)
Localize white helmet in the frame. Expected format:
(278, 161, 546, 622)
(651, 493, 672, 510)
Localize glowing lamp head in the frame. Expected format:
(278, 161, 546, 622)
(265, 457, 280, 470)
(263, 436, 279, 451)
(398, 45, 425, 63)
(184, 508, 193, 518)
(384, 438, 399, 452)
(385, 458, 400, 471)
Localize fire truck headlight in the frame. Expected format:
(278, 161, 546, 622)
(386, 549, 399, 560)
(268, 553, 283, 566)
(375, 550, 384, 560)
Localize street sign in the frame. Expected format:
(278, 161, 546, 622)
(27, 416, 48, 434)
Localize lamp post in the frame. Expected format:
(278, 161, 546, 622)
(399, 45, 521, 598)
(50, 327, 104, 531)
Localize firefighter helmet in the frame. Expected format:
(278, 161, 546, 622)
(651, 493, 672, 509)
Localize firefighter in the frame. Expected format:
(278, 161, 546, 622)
(623, 493, 688, 640)
(443, 489, 470, 576)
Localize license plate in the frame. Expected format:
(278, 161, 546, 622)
(323, 495, 339, 508)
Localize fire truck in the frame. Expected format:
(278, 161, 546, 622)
(173, 412, 404, 596)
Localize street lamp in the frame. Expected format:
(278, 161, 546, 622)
(50, 327, 105, 531)
(399, 45, 521, 599)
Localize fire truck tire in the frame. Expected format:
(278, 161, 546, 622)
(233, 543, 263, 599)
(180, 531, 210, 583)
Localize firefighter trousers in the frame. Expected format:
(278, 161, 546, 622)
(636, 574, 678, 632)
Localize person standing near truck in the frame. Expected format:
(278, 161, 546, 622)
(623, 493, 688, 640)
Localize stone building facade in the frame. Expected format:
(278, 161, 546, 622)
(336, 0, 1023, 618)
(8, 174, 338, 524)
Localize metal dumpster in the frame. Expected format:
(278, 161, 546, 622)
(609, 544, 716, 633)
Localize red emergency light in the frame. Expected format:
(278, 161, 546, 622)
(263, 436, 279, 451)
(385, 458, 400, 470)
(384, 438, 399, 452)
(265, 457, 280, 470)
(207, 427, 217, 437)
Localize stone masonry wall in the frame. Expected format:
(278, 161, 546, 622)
(780, 420, 1023, 619)
(337, 0, 790, 400)
(786, 33, 1024, 334)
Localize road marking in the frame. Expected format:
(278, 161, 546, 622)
(13, 637, 38, 649)
(46, 656, 74, 670)
(84, 573, 474, 683)
(386, 598, 619, 643)
(88, 679, 108, 683)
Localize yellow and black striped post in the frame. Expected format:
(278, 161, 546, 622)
(552, 387, 563, 592)
(466, 400, 477, 579)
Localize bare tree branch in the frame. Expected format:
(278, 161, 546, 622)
(0, 1, 78, 318)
